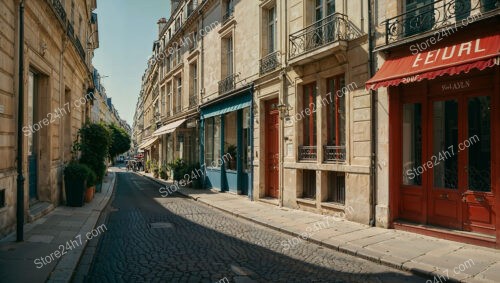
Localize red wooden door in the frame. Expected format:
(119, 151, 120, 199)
(265, 99, 279, 198)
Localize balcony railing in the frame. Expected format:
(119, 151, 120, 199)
(259, 51, 281, 75)
(49, 0, 67, 24)
(218, 73, 238, 95)
(223, 8, 234, 23)
(74, 37, 86, 60)
(189, 95, 198, 109)
(289, 13, 362, 59)
(67, 23, 74, 38)
(324, 145, 346, 162)
(298, 146, 317, 161)
(384, 0, 499, 45)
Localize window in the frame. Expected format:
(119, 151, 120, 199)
(402, 103, 422, 186)
(161, 87, 166, 115)
(327, 172, 345, 204)
(226, 37, 233, 76)
(303, 83, 317, 146)
(224, 0, 235, 20)
(302, 170, 316, 199)
(326, 76, 345, 147)
(267, 6, 277, 53)
(404, 0, 434, 36)
(315, 0, 335, 22)
(176, 77, 182, 112)
(205, 116, 222, 168)
(224, 112, 237, 170)
(176, 46, 182, 65)
(242, 108, 250, 171)
(0, 189, 4, 208)
(190, 63, 198, 102)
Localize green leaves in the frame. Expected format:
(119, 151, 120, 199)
(108, 123, 131, 160)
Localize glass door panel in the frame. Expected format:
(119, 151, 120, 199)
(467, 96, 491, 192)
(432, 100, 458, 189)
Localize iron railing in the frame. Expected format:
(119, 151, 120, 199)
(259, 51, 281, 75)
(384, 0, 499, 45)
(289, 13, 362, 59)
(74, 37, 86, 60)
(298, 146, 317, 161)
(67, 23, 74, 38)
(49, 0, 67, 24)
(218, 73, 238, 95)
(324, 145, 346, 162)
(189, 95, 198, 109)
(223, 8, 234, 23)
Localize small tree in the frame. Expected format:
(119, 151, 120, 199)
(79, 123, 112, 184)
(108, 124, 131, 161)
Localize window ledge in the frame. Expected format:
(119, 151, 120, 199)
(321, 202, 345, 211)
(297, 198, 316, 206)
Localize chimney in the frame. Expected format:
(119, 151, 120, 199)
(157, 17, 167, 36)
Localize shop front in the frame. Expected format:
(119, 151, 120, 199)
(367, 31, 499, 247)
(200, 86, 253, 196)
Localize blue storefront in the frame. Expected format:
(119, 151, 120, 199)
(199, 85, 253, 197)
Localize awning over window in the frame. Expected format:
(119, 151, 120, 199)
(138, 137, 159, 150)
(152, 118, 186, 136)
(366, 34, 500, 90)
(200, 91, 252, 120)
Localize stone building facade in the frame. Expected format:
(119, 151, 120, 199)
(0, 0, 99, 237)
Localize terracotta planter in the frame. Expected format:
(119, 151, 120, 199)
(84, 186, 95, 203)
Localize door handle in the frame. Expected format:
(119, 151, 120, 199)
(439, 193, 449, 200)
(475, 196, 486, 202)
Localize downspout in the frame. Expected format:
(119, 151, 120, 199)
(16, 0, 25, 242)
(250, 84, 255, 201)
(368, 0, 377, 227)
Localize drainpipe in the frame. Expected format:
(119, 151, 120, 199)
(250, 84, 255, 201)
(368, 0, 377, 227)
(16, 0, 25, 242)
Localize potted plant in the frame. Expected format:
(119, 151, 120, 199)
(160, 163, 169, 180)
(145, 160, 151, 173)
(84, 166, 97, 203)
(64, 162, 89, 207)
(78, 123, 111, 193)
(169, 158, 187, 181)
(153, 163, 159, 178)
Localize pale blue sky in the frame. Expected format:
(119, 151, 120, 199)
(93, 0, 170, 125)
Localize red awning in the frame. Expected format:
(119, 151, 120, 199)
(366, 34, 500, 90)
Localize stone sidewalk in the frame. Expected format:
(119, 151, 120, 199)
(139, 172, 500, 283)
(0, 168, 116, 283)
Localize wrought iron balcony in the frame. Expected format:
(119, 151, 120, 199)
(298, 146, 317, 161)
(384, 0, 499, 45)
(189, 95, 198, 109)
(218, 73, 238, 95)
(74, 37, 86, 60)
(259, 51, 281, 75)
(67, 23, 74, 38)
(223, 8, 234, 23)
(324, 145, 346, 162)
(289, 13, 362, 59)
(49, 0, 67, 24)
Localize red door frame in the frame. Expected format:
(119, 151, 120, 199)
(389, 68, 500, 247)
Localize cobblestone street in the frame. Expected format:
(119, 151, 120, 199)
(79, 170, 427, 282)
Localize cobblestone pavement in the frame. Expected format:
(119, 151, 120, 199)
(82, 170, 428, 283)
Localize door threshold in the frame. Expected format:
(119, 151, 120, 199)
(394, 220, 497, 249)
(259, 197, 279, 206)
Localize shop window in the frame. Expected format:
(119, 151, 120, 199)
(301, 170, 316, 200)
(433, 100, 458, 189)
(242, 108, 250, 172)
(402, 103, 422, 186)
(224, 112, 237, 170)
(327, 172, 345, 204)
(205, 116, 222, 168)
(0, 189, 4, 208)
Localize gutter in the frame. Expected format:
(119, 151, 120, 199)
(16, 0, 25, 242)
(368, 0, 377, 227)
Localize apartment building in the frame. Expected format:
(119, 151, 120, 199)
(369, 0, 499, 247)
(0, 0, 99, 237)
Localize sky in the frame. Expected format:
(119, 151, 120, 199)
(92, 0, 170, 126)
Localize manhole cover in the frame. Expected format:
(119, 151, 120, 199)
(149, 222, 174, 229)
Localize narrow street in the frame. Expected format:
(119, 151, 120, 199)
(79, 168, 426, 283)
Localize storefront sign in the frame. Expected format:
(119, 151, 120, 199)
(441, 80, 472, 92)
